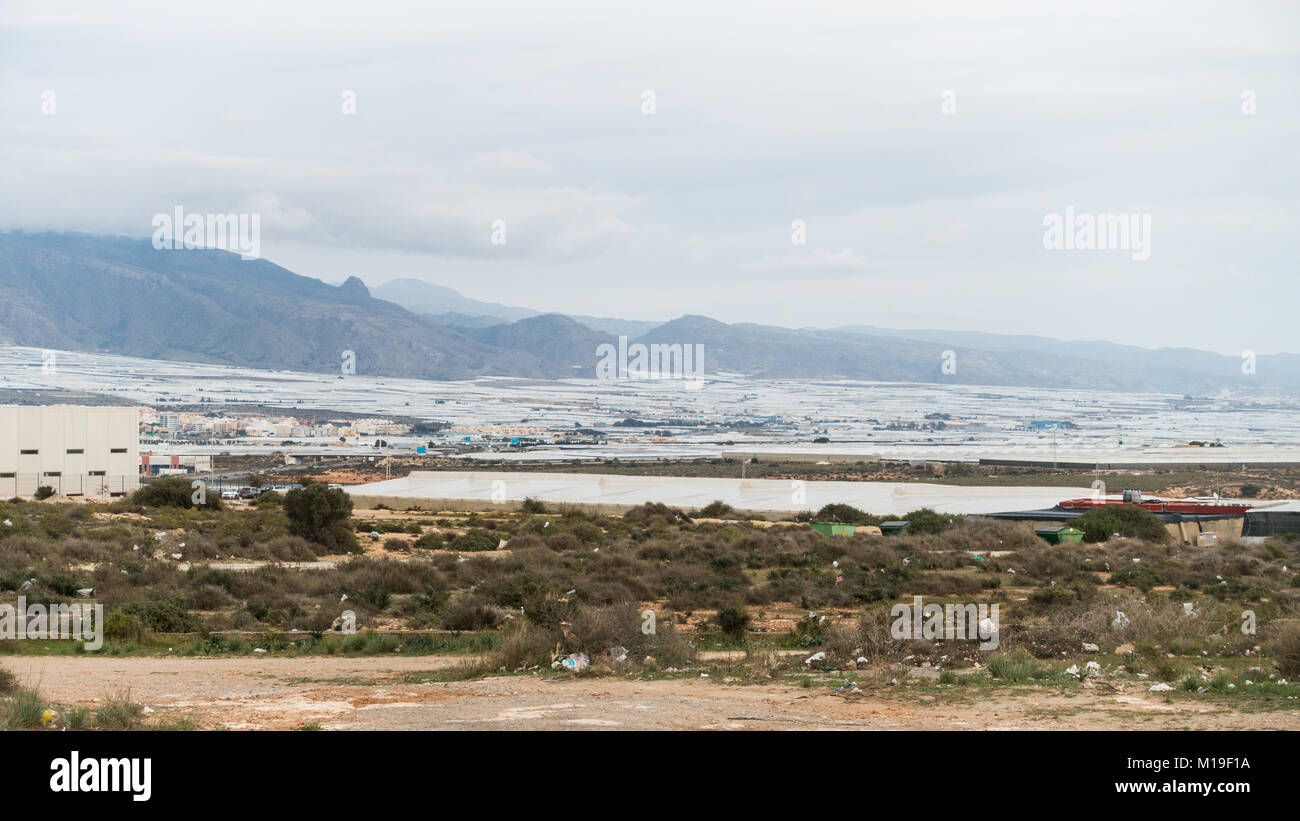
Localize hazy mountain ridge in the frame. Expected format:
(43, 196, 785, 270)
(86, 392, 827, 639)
(0, 232, 1293, 394)
(375, 278, 661, 338)
(0, 233, 533, 380)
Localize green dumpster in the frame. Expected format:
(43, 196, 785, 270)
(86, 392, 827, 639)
(1035, 524, 1084, 544)
(811, 521, 856, 536)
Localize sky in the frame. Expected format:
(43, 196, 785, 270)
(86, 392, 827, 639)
(1, 0, 1297, 354)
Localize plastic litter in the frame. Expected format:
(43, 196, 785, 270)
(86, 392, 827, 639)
(1082, 642, 1100, 652)
(804, 651, 826, 665)
(1112, 611, 1131, 630)
(555, 652, 590, 672)
(1149, 683, 1174, 692)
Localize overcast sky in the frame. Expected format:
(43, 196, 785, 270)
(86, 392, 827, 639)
(2, 1, 1297, 353)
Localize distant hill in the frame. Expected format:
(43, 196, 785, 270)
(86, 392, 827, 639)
(833, 325, 1300, 394)
(467, 314, 616, 375)
(372, 278, 539, 322)
(374, 277, 661, 337)
(0, 232, 1294, 394)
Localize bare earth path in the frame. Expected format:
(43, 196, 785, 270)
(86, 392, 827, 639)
(7, 655, 1297, 730)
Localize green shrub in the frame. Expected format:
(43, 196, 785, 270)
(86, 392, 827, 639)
(1267, 620, 1300, 677)
(901, 508, 963, 535)
(94, 696, 145, 730)
(103, 611, 146, 642)
(356, 586, 392, 611)
(449, 528, 502, 551)
(117, 598, 203, 633)
(132, 476, 222, 509)
(623, 502, 691, 524)
(697, 500, 736, 518)
(813, 503, 877, 525)
(715, 602, 751, 642)
(46, 573, 84, 597)
(1072, 505, 1168, 543)
(34, 486, 56, 500)
(441, 600, 504, 630)
(283, 485, 355, 550)
(415, 586, 450, 612)
(1108, 564, 1166, 592)
(66, 707, 91, 730)
(5, 687, 49, 730)
(413, 531, 444, 549)
(987, 650, 1056, 682)
(520, 497, 548, 514)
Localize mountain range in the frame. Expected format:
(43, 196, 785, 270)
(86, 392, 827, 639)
(1, 231, 1295, 394)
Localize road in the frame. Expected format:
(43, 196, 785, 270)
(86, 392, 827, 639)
(6, 655, 1295, 731)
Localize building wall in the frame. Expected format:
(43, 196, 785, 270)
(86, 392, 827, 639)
(0, 406, 140, 497)
(1166, 517, 1244, 545)
(139, 453, 213, 474)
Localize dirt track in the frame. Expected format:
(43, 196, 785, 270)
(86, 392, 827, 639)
(8, 655, 1298, 730)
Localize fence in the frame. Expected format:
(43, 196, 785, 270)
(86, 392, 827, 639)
(0, 473, 137, 498)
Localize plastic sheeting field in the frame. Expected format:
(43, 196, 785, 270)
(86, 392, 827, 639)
(346, 470, 1092, 515)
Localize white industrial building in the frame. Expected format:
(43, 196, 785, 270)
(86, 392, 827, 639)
(0, 405, 140, 497)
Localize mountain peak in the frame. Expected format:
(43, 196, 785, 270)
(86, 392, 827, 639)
(339, 276, 370, 298)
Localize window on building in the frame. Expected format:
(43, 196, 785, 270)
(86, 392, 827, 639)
(44, 472, 61, 477)
(66, 448, 84, 454)
(89, 470, 106, 476)
(110, 448, 127, 453)
(19, 449, 38, 455)
(0, 472, 14, 478)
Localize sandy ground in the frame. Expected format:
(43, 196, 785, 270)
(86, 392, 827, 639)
(7, 654, 1298, 730)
